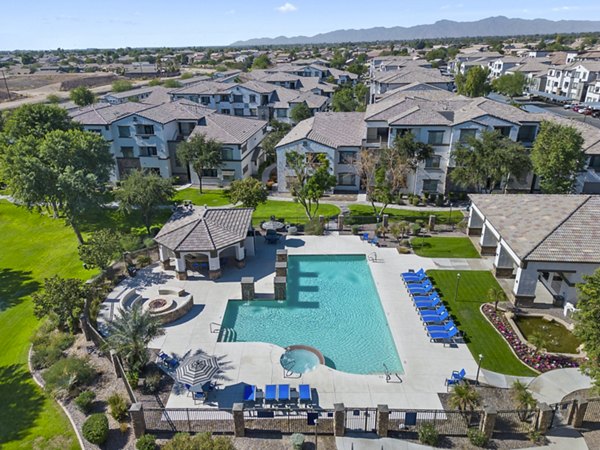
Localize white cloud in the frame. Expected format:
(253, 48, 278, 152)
(440, 3, 463, 10)
(225, 9, 236, 15)
(551, 6, 580, 11)
(276, 2, 298, 13)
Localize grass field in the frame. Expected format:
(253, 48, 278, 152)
(348, 204, 465, 225)
(0, 200, 88, 449)
(173, 188, 231, 207)
(253, 201, 340, 225)
(427, 270, 536, 376)
(411, 237, 480, 258)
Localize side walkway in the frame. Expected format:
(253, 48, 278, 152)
(528, 368, 593, 404)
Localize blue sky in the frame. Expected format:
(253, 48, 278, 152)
(2, 1, 600, 50)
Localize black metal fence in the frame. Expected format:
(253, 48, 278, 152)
(244, 408, 334, 435)
(144, 408, 234, 435)
(494, 409, 538, 436)
(345, 408, 378, 433)
(389, 409, 481, 437)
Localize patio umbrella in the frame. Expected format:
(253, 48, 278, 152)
(175, 353, 220, 391)
(262, 220, 284, 231)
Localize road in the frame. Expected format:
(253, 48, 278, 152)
(522, 103, 600, 129)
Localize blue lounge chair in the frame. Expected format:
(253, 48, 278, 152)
(371, 236, 380, 246)
(403, 270, 428, 284)
(265, 384, 277, 405)
(243, 385, 256, 402)
(451, 368, 466, 382)
(401, 268, 425, 279)
(414, 296, 442, 310)
(445, 376, 462, 387)
(428, 325, 458, 339)
(299, 384, 312, 406)
(361, 232, 369, 241)
(421, 309, 450, 324)
(412, 292, 439, 302)
(430, 326, 459, 343)
(278, 384, 290, 403)
(408, 284, 435, 295)
(193, 391, 206, 404)
(426, 321, 456, 333)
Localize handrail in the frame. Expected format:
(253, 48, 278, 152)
(210, 322, 221, 333)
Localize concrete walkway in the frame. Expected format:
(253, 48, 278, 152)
(528, 368, 593, 404)
(480, 368, 535, 389)
(261, 163, 277, 183)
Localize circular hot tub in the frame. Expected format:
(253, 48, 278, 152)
(280, 345, 325, 374)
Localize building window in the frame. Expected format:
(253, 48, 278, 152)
(219, 95, 230, 102)
(338, 173, 356, 186)
(88, 129, 102, 134)
(120, 146, 134, 158)
(136, 124, 155, 135)
(249, 108, 257, 117)
(222, 147, 235, 160)
(233, 94, 243, 103)
(338, 151, 356, 165)
(428, 130, 444, 145)
(221, 109, 230, 115)
(201, 169, 218, 177)
(422, 179, 439, 192)
(249, 94, 256, 103)
(139, 146, 158, 156)
(459, 128, 477, 143)
(118, 126, 131, 138)
(425, 155, 441, 169)
(589, 155, 600, 171)
(234, 108, 244, 116)
(494, 126, 511, 137)
(276, 109, 287, 118)
(517, 125, 537, 143)
(243, 164, 249, 174)
(396, 128, 412, 137)
(201, 96, 210, 105)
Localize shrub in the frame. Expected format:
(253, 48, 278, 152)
(31, 324, 75, 369)
(43, 357, 97, 399)
(74, 390, 96, 414)
(108, 392, 130, 421)
(126, 370, 140, 388)
(136, 434, 157, 450)
(112, 80, 134, 92)
(467, 428, 488, 447)
(397, 247, 411, 254)
(120, 422, 130, 433)
(82, 414, 109, 445)
(399, 239, 410, 247)
(435, 194, 444, 207)
(163, 432, 236, 450)
(137, 254, 152, 267)
(351, 225, 361, 235)
(418, 422, 439, 446)
(528, 428, 545, 444)
(411, 196, 420, 206)
(143, 237, 156, 248)
(411, 224, 422, 236)
(305, 218, 324, 236)
(290, 432, 305, 450)
(144, 371, 162, 394)
(120, 234, 143, 252)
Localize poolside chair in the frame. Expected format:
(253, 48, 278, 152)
(401, 268, 425, 281)
(408, 283, 435, 296)
(421, 309, 450, 324)
(371, 236, 380, 247)
(361, 232, 369, 241)
(298, 384, 312, 407)
(426, 320, 456, 333)
(264, 384, 277, 406)
(193, 390, 206, 404)
(243, 385, 264, 406)
(277, 384, 291, 404)
(414, 296, 441, 310)
(412, 292, 439, 302)
(429, 326, 459, 343)
(403, 271, 429, 284)
(451, 368, 466, 382)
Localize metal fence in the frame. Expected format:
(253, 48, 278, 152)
(144, 408, 234, 435)
(244, 408, 334, 435)
(345, 408, 378, 433)
(494, 409, 538, 436)
(389, 409, 481, 437)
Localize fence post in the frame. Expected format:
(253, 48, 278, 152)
(337, 214, 344, 231)
(232, 403, 245, 437)
(571, 400, 588, 428)
(80, 315, 91, 342)
(376, 404, 390, 437)
(129, 403, 146, 438)
(334, 403, 346, 437)
(110, 350, 122, 378)
(479, 406, 497, 440)
(564, 399, 577, 425)
(241, 277, 255, 300)
(537, 403, 553, 433)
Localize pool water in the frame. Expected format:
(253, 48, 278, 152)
(220, 254, 403, 375)
(280, 349, 321, 374)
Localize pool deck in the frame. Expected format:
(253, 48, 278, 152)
(102, 234, 485, 410)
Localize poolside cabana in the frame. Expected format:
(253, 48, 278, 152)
(154, 206, 254, 280)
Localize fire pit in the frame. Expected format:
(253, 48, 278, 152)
(145, 297, 174, 314)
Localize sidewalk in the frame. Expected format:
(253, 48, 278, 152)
(528, 368, 593, 404)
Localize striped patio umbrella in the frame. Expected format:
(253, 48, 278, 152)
(175, 354, 220, 391)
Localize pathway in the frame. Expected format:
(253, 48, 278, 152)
(528, 368, 593, 404)
(261, 163, 277, 183)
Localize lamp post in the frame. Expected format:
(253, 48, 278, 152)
(314, 419, 318, 450)
(476, 354, 484, 385)
(450, 202, 454, 231)
(454, 273, 461, 303)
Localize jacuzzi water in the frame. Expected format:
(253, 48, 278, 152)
(280, 348, 321, 374)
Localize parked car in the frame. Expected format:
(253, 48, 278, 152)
(564, 103, 574, 109)
(572, 104, 583, 112)
(581, 108, 594, 116)
(592, 110, 600, 118)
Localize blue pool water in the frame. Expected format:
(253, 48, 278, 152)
(220, 254, 403, 375)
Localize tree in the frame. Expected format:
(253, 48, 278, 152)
(111, 80, 134, 93)
(574, 269, 600, 392)
(106, 303, 164, 373)
(330, 50, 346, 69)
(32, 276, 88, 333)
(227, 177, 268, 209)
(491, 72, 527, 99)
(261, 121, 292, 162)
(251, 54, 271, 70)
(531, 121, 586, 194)
(332, 87, 358, 112)
(285, 151, 336, 219)
(116, 170, 175, 234)
(177, 134, 223, 193)
(289, 102, 312, 123)
(450, 130, 531, 193)
(163, 79, 181, 88)
(449, 383, 480, 424)
(78, 229, 122, 270)
(0, 103, 74, 140)
(455, 66, 490, 97)
(487, 286, 506, 311)
(69, 86, 96, 106)
(511, 380, 537, 421)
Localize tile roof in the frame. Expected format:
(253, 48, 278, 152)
(373, 67, 453, 84)
(154, 207, 254, 253)
(135, 100, 211, 124)
(70, 102, 150, 125)
(191, 114, 267, 144)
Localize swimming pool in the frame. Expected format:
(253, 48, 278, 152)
(220, 254, 403, 375)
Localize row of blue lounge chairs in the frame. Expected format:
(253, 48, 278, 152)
(244, 384, 313, 407)
(401, 269, 460, 344)
(360, 233, 380, 246)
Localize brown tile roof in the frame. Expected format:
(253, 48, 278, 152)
(191, 114, 267, 145)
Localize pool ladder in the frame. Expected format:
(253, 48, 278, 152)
(211, 322, 237, 342)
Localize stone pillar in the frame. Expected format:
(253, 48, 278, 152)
(319, 215, 325, 226)
(208, 252, 222, 280)
(376, 404, 390, 437)
(537, 403, 553, 434)
(428, 214, 436, 231)
(275, 261, 287, 277)
(494, 243, 515, 278)
(333, 403, 346, 437)
(235, 243, 246, 268)
(241, 277, 255, 301)
(175, 253, 187, 280)
(338, 214, 344, 231)
(479, 406, 497, 440)
(382, 214, 389, 228)
(232, 403, 245, 437)
(110, 350, 122, 378)
(563, 399, 576, 425)
(159, 245, 172, 270)
(467, 208, 484, 236)
(479, 224, 498, 256)
(274, 276, 286, 300)
(129, 403, 146, 438)
(571, 400, 588, 428)
(276, 249, 288, 263)
(513, 266, 538, 306)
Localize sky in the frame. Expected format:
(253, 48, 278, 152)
(2, 0, 600, 50)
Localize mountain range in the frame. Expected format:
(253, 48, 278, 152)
(230, 16, 600, 46)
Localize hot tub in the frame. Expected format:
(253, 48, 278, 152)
(280, 345, 325, 375)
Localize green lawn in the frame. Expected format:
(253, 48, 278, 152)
(173, 188, 231, 207)
(411, 237, 480, 258)
(0, 200, 88, 449)
(253, 201, 340, 225)
(427, 270, 536, 376)
(348, 204, 465, 225)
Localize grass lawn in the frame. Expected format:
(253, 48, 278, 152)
(252, 200, 340, 225)
(411, 237, 480, 258)
(173, 188, 231, 207)
(427, 270, 537, 376)
(348, 204, 465, 225)
(0, 200, 88, 449)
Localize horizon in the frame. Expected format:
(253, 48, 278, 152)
(2, 1, 600, 51)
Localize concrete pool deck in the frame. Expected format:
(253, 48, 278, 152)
(102, 234, 485, 410)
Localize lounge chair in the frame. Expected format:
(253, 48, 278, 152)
(451, 368, 466, 382)
(412, 292, 439, 302)
(421, 309, 450, 324)
(243, 385, 264, 405)
(401, 268, 425, 279)
(193, 391, 206, 404)
(277, 384, 290, 404)
(430, 326, 459, 343)
(403, 270, 429, 284)
(361, 232, 369, 241)
(408, 283, 435, 295)
(426, 321, 456, 333)
(414, 296, 441, 310)
(264, 384, 277, 406)
(371, 236, 380, 246)
(298, 384, 312, 406)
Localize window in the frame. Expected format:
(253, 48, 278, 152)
(222, 147, 235, 160)
(234, 108, 244, 116)
(425, 155, 441, 169)
(276, 109, 287, 118)
(590, 155, 600, 171)
(201, 96, 210, 105)
(233, 94, 243, 103)
(219, 94, 230, 102)
(338, 173, 356, 186)
(396, 128, 412, 137)
(249, 108, 257, 116)
(428, 130, 444, 145)
(494, 126, 511, 137)
(459, 128, 477, 143)
(88, 128, 102, 134)
(136, 124, 155, 135)
(201, 169, 218, 177)
(517, 125, 537, 143)
(118, 126, 131, 138)
(422, 179, 439, 192)
(243, 164, 249, 174)
(139, 146, 157, 156)
(338, 151, 356, 165)
(221, 109, 230, 115)
(120, 146, 134, 158)
(249, 94, 256, 103)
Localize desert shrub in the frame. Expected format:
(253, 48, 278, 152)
(411, 224, 422, 236)
(304, 218, 324, 236)
(74, 390, 96, 414)
(43, 357, 96, 399)
(418, 422, 439, 446)
(467, 428, 488, 447)
(144, 371, 162, 394)
(30, 327, 74, 369)
(126, 370, 139, 388)
(290, 433, 305, 449)
(399, 239, 410, 247)
(351, 225, 361, 235)
(136, 434, 157, 450)
(397, 247, 411, 254)
(108, 392, 129, 421)
(143, 237, 156, 248)
(137, 254, 152, 267)
(82, 414, 109, 445)
(120, 422, 130, 433)
(410, 196, 420, 206)
(163, 432, 236, 450)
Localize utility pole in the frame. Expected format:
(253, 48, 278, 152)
(1, 70, 11, 101)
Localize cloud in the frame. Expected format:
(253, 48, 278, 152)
(551, 6, 580, 11)
(440, 3, 463, 10)
(225, 9, 236, 15)
(276, 2, 298, 13)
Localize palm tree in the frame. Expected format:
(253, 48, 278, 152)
(106, 304, 165, 373)
(511, 380, 537, 422)
(449, 383, 480, 425)
(177, 133, 223, 193)
(488, 286, 506, 311)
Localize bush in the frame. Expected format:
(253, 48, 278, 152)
(144, 371, 162, 394)
(418, 422, 439, 446)
(290, 432, 305, 450)
(112, 80, 134, 92)
(120, 234, 143, 252)
(143, 237, 156, 248)
(399, 239, 410, 247)
(435, 194, 444, 207)
(43, 357, 97, 399)
(411, 224, 422, 236)
(305, 218, 324, 236)
(136, 434, 157, 450)
(126, 370, 139, 388)
(82, 414, 109, 445)
(74, 390, 96, 414)
(397, 247, 411, 254)
(31, 321, 75, 368)
(411, 196, 420, 206)
(163, 432, 236, 450)
(467, 428, 489, 447)
(108, 392, 129, 421)
(137, 254, 152, 267)
(351, 225, 361, 235)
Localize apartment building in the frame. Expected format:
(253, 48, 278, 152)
(544, 62, 600, 101)
(370, 67, 454, 102)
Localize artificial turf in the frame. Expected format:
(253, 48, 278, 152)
(411, 237, 480, 258)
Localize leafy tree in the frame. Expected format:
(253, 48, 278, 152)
(0, 103, 74, 140)
(251, 54, 271, 70)
(78, 229, 121, 270)
(32, 276, 89, 333)
(227, 177, 268, 208)
(116, 169, 175, 233)
(450, 130, 531, 193)
(332, 87, 358, 112)
(488, 286, 506, 311)
(285, 151, 336, 219)
(163, 79, 181, 88)
(69, 86, 96, 106)
(261, 121, 292, 162)
(511, 380, 537, 421)
(449, 383, 480, 424)
(111, 80, 134, 93)
(177, 133, 223, 193)
(289, 102, 312, 123)
(330, 50, 346, 69)
(491, 72, 527, 99)
(106, 303, 164, 373)
(455, 66, 490, 97)
(531, 121, 586, 194)
(574, 269, 600, 392)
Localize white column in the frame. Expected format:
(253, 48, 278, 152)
(175, 254, 186, 273)
(513, 266, 538, 305)
(468, 208, 484, 229)
(479, 223, 497, 248)
(159, 245, 169, 262)
(235, 243, 245, 261)
(209, 254, 220, 271)
(494, 243, 514, 268)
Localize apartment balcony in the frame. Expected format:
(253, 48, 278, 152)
(362, 137, 389, 149)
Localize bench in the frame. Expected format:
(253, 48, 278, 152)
(158, 287, 185, 297)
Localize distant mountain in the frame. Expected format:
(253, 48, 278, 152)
(230, 16, 600, 46)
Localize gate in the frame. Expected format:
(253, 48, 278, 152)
(144, 408, 234, 435)
(549, 401, 573, 429)
(494, 409, 539, 436)
(345, 408, 378, 433)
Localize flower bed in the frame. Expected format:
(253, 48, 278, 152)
(481, 304, 580, 373)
